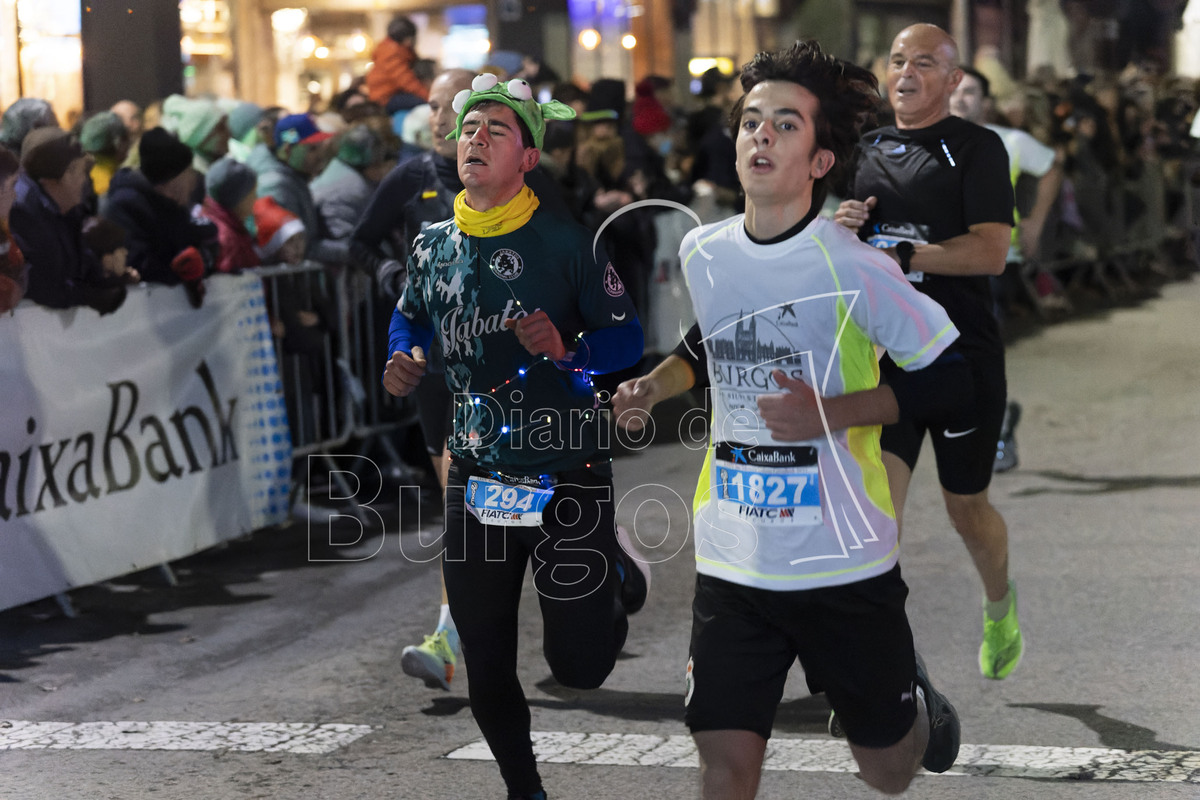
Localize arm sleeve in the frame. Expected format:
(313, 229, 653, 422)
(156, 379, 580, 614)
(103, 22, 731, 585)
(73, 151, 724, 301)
(569, 235, 642, 373)
(670, 322, 709, 389)
(386, 304, 433, 360)
(562, 317, 643, 374)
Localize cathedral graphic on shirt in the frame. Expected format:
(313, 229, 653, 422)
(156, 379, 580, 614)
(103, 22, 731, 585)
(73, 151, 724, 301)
(708, 311, 806, 367)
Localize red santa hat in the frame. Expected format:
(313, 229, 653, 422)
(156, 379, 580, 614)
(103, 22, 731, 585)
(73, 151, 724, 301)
(252, 196, 305, 261)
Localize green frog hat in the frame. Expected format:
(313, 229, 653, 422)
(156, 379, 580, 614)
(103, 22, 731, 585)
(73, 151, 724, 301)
(448, 73, 576, 150)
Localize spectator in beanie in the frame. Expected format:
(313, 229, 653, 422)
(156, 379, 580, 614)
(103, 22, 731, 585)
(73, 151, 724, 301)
(11, 128, 125, 313)
(235, 105, 286, 168)
(102, 127, 217, 305)
(246, 113, 342, 265)
(311, 123, 392, 248)
(180, 101, 230, 174)
(164, 95, 231, 205)
(627, 75, 686, 201)
(0, 145, 28, 312)
(82, 216, 140, 284)
(226, 101, 266, 163)
(202, 156, 260, 274)
(80, 111, 132, 198)
(0, 98, 59, 157)
(365, 15, 429, 112)
(632, 77, 672, 135)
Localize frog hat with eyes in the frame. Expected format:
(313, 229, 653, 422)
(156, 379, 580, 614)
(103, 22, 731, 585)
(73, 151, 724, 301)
(447, 73, 577, 150)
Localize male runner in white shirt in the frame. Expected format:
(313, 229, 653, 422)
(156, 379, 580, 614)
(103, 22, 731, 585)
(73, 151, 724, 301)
(613, 40, 965, 798)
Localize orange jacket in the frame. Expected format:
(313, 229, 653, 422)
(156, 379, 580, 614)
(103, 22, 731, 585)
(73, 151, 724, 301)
(365, 39, 428, 105)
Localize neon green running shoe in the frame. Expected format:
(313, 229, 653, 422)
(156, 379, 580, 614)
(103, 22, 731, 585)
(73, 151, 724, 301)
(401, 629, 459, 691)
(979, 582, 1023, 680)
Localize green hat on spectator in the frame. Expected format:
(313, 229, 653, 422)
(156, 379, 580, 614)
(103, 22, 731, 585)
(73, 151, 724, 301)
(0, 98, 58, 153)
(80, 111, 128, 155)
(227, 101, 265, 142)
(176, 99, 225, 151)
(337, 124, 387, 168)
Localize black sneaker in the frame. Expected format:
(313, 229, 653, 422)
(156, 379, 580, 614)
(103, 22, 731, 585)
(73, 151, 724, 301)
(914, 653, 960, 773)
(994, 401, 1021, 473)
(615, 525, 650, 614)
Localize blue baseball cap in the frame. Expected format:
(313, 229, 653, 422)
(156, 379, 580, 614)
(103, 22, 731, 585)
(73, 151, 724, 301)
(273, 114, 333, 148)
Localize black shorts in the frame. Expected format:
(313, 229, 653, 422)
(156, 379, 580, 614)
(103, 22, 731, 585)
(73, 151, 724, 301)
(413, 371, 453, 457)
(881, 347, 1007, 495)
(684, 567, 918, 748)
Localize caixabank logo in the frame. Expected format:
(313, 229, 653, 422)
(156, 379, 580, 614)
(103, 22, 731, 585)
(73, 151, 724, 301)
(0, 362, 239, 521)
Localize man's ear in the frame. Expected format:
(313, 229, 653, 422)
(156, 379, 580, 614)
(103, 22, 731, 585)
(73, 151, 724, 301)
(521, 146, 540, 173)
(813, 148, 835, 179)
(947, 67, 964, 95)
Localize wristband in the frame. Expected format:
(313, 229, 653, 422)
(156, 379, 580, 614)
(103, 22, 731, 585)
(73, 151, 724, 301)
(895, 241, 915, 275)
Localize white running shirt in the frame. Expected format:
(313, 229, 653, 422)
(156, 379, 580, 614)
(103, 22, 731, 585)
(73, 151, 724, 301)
(680, 215, 958, 591)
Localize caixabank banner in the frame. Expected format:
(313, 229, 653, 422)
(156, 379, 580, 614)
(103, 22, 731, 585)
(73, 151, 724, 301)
(0, 274, 292, 610)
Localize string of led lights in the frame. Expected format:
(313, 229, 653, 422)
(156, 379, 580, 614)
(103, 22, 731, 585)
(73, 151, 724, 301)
(446, 254, 612, 472)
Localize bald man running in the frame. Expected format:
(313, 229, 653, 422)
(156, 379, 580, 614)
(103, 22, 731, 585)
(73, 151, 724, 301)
(835, 24, 1023, 680)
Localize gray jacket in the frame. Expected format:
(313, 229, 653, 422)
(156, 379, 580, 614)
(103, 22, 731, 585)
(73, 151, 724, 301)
(311, 157, 376, 244)
(246, 143, 345, 266)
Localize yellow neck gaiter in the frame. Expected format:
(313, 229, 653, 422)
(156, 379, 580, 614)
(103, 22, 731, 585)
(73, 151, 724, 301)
(454, 185, 539, 237)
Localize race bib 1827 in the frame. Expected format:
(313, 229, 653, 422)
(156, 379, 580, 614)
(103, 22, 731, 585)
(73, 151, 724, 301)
(712, 442, 822, 526)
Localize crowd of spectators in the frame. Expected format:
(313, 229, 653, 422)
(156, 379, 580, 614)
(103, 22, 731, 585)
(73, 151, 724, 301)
(1, 23, 1198, 344)
(967, 60, 1200, 321)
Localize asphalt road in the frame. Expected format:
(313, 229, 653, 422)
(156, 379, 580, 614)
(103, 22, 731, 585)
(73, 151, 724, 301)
(2, 278, 1199, 799)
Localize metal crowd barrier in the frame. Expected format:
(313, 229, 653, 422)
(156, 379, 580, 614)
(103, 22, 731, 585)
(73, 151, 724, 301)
(342, 268, 423, 472)
(246, 263, 424, 525)
(247, 262, 424, 523)
(249, 262, 351, 455)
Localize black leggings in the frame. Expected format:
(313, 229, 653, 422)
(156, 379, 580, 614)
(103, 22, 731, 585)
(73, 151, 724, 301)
(442, 459, 629, 795)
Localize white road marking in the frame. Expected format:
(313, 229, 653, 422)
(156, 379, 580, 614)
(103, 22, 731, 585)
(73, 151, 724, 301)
(0, 721, 374, 754)
(445, 732, 1200, 783)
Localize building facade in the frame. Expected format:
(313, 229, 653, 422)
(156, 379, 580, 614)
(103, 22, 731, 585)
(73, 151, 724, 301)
(0, 0, 1192, 127)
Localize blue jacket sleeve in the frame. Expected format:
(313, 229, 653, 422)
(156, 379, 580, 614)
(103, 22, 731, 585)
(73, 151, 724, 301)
(561, 317, 643, 374)
(385, 305, 434, 383)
